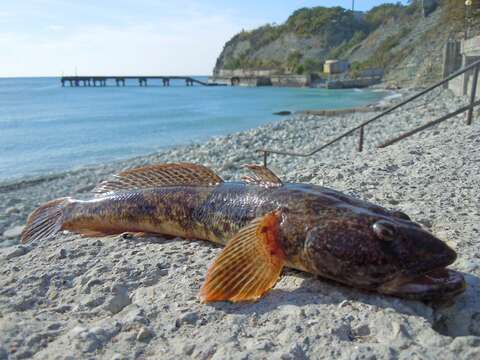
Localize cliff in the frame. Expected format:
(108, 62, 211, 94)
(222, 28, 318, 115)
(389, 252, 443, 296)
(213, 1, 479, 87)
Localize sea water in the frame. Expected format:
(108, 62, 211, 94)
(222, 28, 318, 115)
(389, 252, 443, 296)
(0, 77, 386, 181)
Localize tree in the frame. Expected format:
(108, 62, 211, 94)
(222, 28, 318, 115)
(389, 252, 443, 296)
(296, 64, 305, 75)
(286, 51, 303, 73)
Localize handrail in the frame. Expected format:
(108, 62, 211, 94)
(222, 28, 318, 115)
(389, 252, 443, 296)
(379, 98, 480, 147)
(256, 58, 480, 167)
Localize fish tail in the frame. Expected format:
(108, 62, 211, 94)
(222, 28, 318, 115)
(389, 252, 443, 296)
(21, 197, 72, 244)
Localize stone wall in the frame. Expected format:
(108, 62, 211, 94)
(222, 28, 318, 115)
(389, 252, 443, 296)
(443, 40, 462, 81)
(270, 75, 311, 87)
(446, 35, 480, 96)
(208, 74, 310, 87)
(325, 77, 382, 89)
(215, 69, 280, 77)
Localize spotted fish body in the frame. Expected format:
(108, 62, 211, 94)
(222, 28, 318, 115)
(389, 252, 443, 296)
(22, 163, 466, 303)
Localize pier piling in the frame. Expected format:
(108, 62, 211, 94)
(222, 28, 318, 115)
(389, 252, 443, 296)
(61, 76, 223, 87)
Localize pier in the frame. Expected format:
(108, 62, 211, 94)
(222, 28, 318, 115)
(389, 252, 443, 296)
(60, 76, 223, 87)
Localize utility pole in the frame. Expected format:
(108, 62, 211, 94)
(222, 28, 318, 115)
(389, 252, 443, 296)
(465, 0, 472, 40)
(352, 0, 355, 11)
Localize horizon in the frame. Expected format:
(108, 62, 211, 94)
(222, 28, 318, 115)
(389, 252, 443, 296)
(0, 1, 408, 78)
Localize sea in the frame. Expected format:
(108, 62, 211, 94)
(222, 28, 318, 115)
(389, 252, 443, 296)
(0, 77, 387, 182)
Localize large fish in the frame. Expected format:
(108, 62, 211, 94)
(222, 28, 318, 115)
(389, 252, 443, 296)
(21, 163, 465, 302)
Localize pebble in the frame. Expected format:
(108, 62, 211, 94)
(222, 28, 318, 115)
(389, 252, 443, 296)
(5, 245, 29, 260)
(176, 311, 199, 327)
(103, 284, 131, 314)
(58, 248, 67, 259)
(2, 225, 25, 238)
(0, 88, 478, 359)
(5, 206, 21, 215)
(136, 326, 153, 342)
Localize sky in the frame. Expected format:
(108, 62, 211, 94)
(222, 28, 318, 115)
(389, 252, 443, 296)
(0, 1, 409, 77)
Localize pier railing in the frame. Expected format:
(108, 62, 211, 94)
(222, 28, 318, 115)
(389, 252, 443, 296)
(60, 75, 224, 87)
(256, 58, 480, 167)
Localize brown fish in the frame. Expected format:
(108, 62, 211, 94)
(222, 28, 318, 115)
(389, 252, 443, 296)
(21, 163, 465, 302)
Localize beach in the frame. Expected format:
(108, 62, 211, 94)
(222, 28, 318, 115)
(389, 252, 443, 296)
(1, 88, 479, 359)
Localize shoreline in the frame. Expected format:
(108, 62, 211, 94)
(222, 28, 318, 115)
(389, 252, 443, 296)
(0, 87, 400, 187)
(0, 87, 467, 240)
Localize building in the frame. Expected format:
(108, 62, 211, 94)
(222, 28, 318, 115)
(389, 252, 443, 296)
(323, 60, 350, 74)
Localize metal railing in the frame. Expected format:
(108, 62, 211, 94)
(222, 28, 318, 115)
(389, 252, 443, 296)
(256, 58, 480, 167)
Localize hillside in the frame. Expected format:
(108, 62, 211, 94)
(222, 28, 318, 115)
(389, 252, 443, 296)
(213, 0, 479, 86)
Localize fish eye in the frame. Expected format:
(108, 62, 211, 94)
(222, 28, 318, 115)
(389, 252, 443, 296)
(373, 221, 396, 241)
(392, 211, 411, 221)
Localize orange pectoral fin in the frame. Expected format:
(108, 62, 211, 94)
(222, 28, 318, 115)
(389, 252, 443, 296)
(200, 211, 286, 303)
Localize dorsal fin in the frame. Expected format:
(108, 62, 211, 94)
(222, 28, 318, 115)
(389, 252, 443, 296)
(242, 164, 282, 187)
(93, 163, 223, 195)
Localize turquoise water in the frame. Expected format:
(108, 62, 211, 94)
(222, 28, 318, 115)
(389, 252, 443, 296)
(0, 77, 385, 181)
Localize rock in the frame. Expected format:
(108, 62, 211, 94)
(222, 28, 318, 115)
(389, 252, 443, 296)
(176, 312, 199, 327)
(103, 284, 131, 314)
(136, 326, 153, 342)
(331, 324, 353, 341)
(5, 245, 29, 260)
(58, 248, 67, 259)
(353, 324, 371, 337)
(273, 111, 292, 116)
(3, 225, 24, 238)
(280, 343, 307, 360)
(5, 206, 21, 215)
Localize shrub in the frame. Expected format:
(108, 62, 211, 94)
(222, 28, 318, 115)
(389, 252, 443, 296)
(287, 51, 303, 72)
(296, 64, 305, 74)
(304, 58, 324, 73)
(364, 3, 407, 29)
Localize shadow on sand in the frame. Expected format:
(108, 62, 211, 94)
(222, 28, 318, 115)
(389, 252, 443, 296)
(139, 235, 480, 338)
(206, 268, 480, 338)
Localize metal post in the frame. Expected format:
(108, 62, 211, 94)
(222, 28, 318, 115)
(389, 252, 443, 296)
(467, 63, 479, 125)
(358, 125, 364, 152)
(263, 151, 268, 168)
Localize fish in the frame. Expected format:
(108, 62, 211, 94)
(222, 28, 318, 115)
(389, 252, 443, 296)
(21, 162, 466, 303)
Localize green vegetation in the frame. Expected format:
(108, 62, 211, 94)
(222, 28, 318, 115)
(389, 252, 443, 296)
(217, 2, 428, 73)
(441, 0, 480, 26)
(303, 58, 324, 73)
(284, 6, 366, 36)
(286, 51, 303, 72)
(364, 3, 408, 29)
(219, 5, 378, 72)
(295, 64, 305, 75)
(328, 31, 367, 59)
(223, 55, 282, 71)
(350, 27, 412, 70)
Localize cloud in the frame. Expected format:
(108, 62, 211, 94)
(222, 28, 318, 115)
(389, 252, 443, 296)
(0, 11, 14, 23)
(47, 25, 65, 31)
(0, 3, 257, 77)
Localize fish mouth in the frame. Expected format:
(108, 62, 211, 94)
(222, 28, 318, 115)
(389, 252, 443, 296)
(378, 267, 466, 301)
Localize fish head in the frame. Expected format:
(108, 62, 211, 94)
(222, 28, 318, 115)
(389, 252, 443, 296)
(302, 206, 465, 300)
